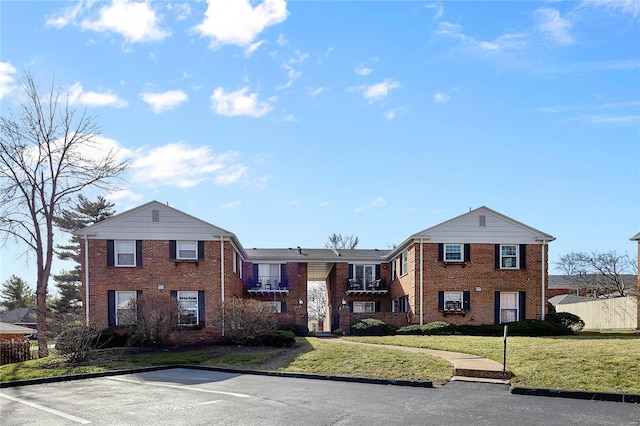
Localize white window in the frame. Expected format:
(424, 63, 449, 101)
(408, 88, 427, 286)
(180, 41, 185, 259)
(500, 245, 518, 269)
(116, 291, 137, 325)
(177, 291, 199, 325)
(177, 241, 198, 260)
(115, 240, 135, 266)
(500, 292, 518, 323)
(258, 264, 281, 289)
(444, 244, 463, 262)
(444, 291, 463, 311)
(392, 299, 398, 313)
(353, 301, 375, 313)
(391, 259, 397, 280)
(353, 264, 375, 288)
(261, 301, 282, 313)
(400, 251, 408, 275)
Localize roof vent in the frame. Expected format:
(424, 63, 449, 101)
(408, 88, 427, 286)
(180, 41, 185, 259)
(479, 215, 486, 227)
(152, 210, 160, 222)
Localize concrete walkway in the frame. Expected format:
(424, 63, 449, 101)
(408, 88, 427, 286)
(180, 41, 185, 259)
(329, 338, 511, 385)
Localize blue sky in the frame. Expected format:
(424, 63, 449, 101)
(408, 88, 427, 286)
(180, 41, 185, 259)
(1, 0, 639, 290)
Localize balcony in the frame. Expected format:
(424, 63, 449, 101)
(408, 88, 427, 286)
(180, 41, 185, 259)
(247, 276, 289, 295)
(345, 278, 388, 295)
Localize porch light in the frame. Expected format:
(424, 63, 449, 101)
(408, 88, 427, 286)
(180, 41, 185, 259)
(342, 298, 346, 305)
(298, 298, 304, 305)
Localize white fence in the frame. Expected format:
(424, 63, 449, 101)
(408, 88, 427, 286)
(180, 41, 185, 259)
(555, 296, 638, 330)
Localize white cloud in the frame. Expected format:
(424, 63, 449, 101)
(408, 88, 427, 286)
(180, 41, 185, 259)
(107, 188, 143, 203)
(211, 87, 273, 117)
(582, 0, 640, 18)
(68, 82, 128, 108)
(360, 79, 401, 103)
(425, 2, 444, 20)
(354, 65, 373, 76)
(219, 200, 242, 210)
(437, 21, 527, 54)
(194, 0, 289, 49)
(535, 8, 574, 45)
(276, 33, 289, 46)
(244, 39, 266, 56)
(354, 197, 387, 213)
(383, 107, 407, 120)
(140, 90, 188, 113)
(308, 87, 326, 97)
(433, 92, 450, 103)
(131, 142, 246, 188)
(0, 62, 17, 100)
(45, 1, 88, 28)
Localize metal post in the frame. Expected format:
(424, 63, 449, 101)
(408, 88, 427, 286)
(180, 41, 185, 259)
(503, 325, 508, 375)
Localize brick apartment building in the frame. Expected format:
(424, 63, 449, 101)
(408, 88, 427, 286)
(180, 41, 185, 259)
(77, 201, 555, 342)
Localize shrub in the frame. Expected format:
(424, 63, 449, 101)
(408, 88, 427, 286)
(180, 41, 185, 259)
(92, 326, 134, 348)
(278, 324, 309, 337)
(255, 330, 296, 347)
(128, 292, 181, 347)
(546, 312, 585, 333)
(332, 328, 344, 336)
(307, 330, 317, 337)
(396, 321, 455, 335)
(56, 325, 99, 364)
(223, 299, 278, 345)
(350, 318, 397, 336)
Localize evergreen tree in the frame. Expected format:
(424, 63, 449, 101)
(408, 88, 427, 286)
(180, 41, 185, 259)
(0, 275, 35, 311)
(52, 195, 115, 314)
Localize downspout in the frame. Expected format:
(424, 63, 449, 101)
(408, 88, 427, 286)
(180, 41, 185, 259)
(83, 234, 90, 326)
(419, 238, 424, 325)
(220, 236, 225, 336)
(541, 240, 547, 321)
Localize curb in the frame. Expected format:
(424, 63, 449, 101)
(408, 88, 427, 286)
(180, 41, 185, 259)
(0, 365, 433, 389)
(510, 386, 640, 404)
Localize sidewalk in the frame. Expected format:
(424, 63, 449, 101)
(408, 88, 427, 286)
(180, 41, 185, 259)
(330, 339, 511, 384)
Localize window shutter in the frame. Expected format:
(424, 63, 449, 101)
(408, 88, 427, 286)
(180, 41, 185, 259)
(280, 264, 287, 287)
(437, 244, 443, 262)
(375, 264, 381, 279)
(494, 292, 501, 324)
(438, 291, 444, 310)
(519, 244, 526, 269)
(170, 291, 177, 298)
(198, 291, 205, 326)
(464, 244, 470, 262)
(348, 301, 353, 312)
(518, 291, 526, 321)
(253, 264, 259, 286)
(348, 264, 353, 280)
(198, 241, 205, 260)
(169, 240, 176, 260)
(108, 290, 115, 326)
(463, 291, 470, 310)
(494, 245, 500, 269)
(281, 301, 286, 313)
(136, 291, 142, 317)
(136, 240, 143, 267)
(375, 301, 381, 312)
(107, 240, 115, 267)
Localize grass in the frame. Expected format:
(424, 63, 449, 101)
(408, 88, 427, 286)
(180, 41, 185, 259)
(2, 333, 639, 394)
(343, 334, 640, 394)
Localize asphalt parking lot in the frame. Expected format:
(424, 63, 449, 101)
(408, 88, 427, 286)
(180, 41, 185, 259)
(1, 368, 638, 425)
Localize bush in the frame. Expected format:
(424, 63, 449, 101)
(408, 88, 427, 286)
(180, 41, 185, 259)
(93, 326, 134, 348)
(223, 299, 278, 345)
(129, 292, 181, 347)
(277, 324, 309, 337)
(350, 318, 397, 336)
(454, 320, 573, 336)
(56, 325, 99, 364)
(332, 328, 344, 336)
(255, 330, 296, 347)
(546, 312, 585, 333)
(396, 321, 456, 335)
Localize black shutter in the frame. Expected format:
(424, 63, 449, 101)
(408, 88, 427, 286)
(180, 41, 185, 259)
(438, 244, 443, 262)
(518, 292, 526, 321)
(198, 291, 205, 326)
(494, 244, 501, 269)
(136, 240, 143, 267)
(348, 264, 353, 279)
(375, 301, 381, 312)
(463, 291, 470, 310)
(375, 264, 381, 279)
(198, 241, 205, 260)
(348, 301, 353, 312)
(519, 244, 526, 269)
(494, 292, 501, 324)
(438, 291, 444, 310)
(107, 240, 115, 267)
(136, 290, 142, 320)
(464, 244, 470, 262)
(169, 240, 176, 259)
(170, 290, 177, 298)
(108, 290, 115, 326)
(253, 264, 259, 286)
(280, 264, 287, 287)
(281, 301, 287, 313)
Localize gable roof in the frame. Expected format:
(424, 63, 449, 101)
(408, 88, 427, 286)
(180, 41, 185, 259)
(75, 200, 240, 244)
(388, 206, 554, 257)
(548, 294, 592, 305)
(245, 248, 390, 263)
(0, 322, 35, 335)
(631, 232, 640, 241)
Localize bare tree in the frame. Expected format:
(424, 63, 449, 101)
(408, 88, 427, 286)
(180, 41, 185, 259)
(0, 72, 128, 356)
(307, 282, 327, 323)
(554, 250, 637, 297)
(325, 233, 359, 250)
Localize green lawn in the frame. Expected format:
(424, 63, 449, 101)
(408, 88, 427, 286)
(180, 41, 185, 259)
(2, 334, 639, 394)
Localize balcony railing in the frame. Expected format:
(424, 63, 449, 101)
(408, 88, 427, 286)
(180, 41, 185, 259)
(247, 276, 288, 294)
(346, 278, 387, 293)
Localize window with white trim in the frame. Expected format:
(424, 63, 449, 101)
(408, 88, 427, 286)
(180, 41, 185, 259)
(392, 299, 398, 313)
(258, 264, 281, 288)
(391, 259, 397, 280)
(353, 301, 375, 313)
(261, 301, 282, 313)
(500, 245, 518, 269)
(116, 291, 137, 325)
(115, 240, 135, 266)
(444, 244, 463, 262)
(177, 291, 199, 326)
(400, 251, 408, 275)
(444, 291, 463, 311)
(500, 292, 518, 323)
(177, 241, 198, 260)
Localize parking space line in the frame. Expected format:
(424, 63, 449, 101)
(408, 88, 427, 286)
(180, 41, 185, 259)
(107, 377, 252, 398)
(0, 393, 91, 424)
